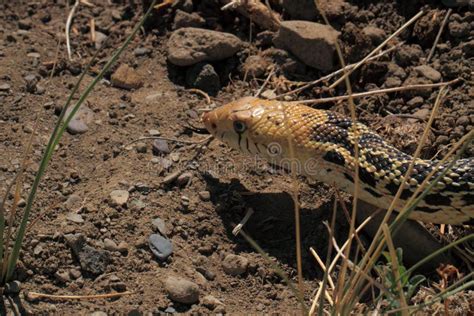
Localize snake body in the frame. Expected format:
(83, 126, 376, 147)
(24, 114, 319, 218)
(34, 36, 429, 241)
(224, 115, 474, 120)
(202, 97, 473, 225)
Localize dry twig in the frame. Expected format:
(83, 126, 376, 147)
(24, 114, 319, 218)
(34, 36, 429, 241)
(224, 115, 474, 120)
(427, 9, 452, 62)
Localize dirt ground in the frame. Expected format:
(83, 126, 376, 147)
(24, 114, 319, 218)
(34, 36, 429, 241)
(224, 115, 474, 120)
(0, 0, 472, 314)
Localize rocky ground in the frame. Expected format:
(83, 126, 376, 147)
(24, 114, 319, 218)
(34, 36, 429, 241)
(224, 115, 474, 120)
(0, 0, 472, 314)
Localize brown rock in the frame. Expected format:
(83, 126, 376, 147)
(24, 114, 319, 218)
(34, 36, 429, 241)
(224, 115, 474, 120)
(111, 64, 143, 90)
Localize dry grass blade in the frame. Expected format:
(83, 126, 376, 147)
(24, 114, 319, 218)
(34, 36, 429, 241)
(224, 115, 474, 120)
(26, 291, 133, 301)
(427, 9, 452, 62)
(66, 0, 80, 61)
(381, 224, 409, 315)
(295, 79, 460, 105)
(310, 247, 335, 290)
(329, 10, 425, 90)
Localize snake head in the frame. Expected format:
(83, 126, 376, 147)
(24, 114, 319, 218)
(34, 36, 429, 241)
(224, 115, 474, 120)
(202, 97, 291, 157)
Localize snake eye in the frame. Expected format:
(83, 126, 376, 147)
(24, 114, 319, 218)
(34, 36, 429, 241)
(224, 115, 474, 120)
(233, 121, 247, 133)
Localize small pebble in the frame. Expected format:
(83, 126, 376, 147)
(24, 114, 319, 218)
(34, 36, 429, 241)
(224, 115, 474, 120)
(104, 238, 119, 252)
(0, 83, 11, 91)
(149, 234, 173, 260)
(109, 190, 129, 207)
(152, 217, 169, 236)
(135, 142, 147, 153)
(222, 254, 249, 276)
(164, 276, 200, 304)
(66, 213, 84, 224)
(152, 139, 170, 155)
(198, 191, 211, 201)
(176, 172, 192, 187)
(202, 295, 224, 310)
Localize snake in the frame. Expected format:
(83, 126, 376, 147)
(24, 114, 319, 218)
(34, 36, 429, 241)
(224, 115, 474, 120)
(202, 96, 473, 225)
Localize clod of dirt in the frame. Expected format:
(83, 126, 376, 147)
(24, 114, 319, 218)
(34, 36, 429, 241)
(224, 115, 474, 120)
(281, 0, 317, 20)
(167, 27, 243, 67)
(173, 9, 205, 30)
(394, 44, 423, 67)
(109, 189, 129, 207)
(185, 62, 221, 95)
(164, 276, 200, 304)
(414, 65, 442, 82)
(241, 55, 272, 79)
(362, 25, 386, 45)
(222, 254, 249, 276)
(273, 21, 340, 71)
(64, 234, 110, 276)
(149, 234, 173, 261)
(64, 104, 94, 135)
(111, 64, 143, 90)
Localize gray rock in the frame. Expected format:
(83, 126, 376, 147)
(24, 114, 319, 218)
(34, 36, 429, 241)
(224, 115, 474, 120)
(362, 26, 386, 45)
(66, 213, 84, 223)
(152, 139, 170, 155)
(152, 217, 169, 236)
(65, 104, 94, 135)
(414, 65, 441, 82)
(185, 62, 220, 95)
(222, 254, 249, 276)
(109, 190, 129, 207)
(167, 27, 242, 66)
(164, 276, 200, 304)
(0, 83, 11, 91)
(149, 234, 173, 260)
(273, 21, 340, 71)
(173, 10, 205, 29)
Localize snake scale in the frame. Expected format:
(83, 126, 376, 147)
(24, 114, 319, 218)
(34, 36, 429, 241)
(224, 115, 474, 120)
(202, 97, 473, 225)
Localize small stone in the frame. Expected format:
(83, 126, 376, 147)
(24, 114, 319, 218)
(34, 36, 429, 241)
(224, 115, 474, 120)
(24, 74, 38, 93)
(65, 194, 82, 211)
(111, 64, 143, 90)
(273, 21, 340, 71)
(27, 52, 40, 59)
(104, 238, 119, 252)
(198, 191, 210, 201)
(164, 276, 200, 304)
(0, 83, 11, 91)
(362, 26, 386, 45)
(16, 198, 26, 207)
(202, 295, 224, 310)
(173, 10, 205, 29)
(90, 312, 107, 316)
(185, 62, 220, 95)
(222, 254, 249, 276)
(94, 31, 107, 50)
(384, 77, 401, 88)
(66, 213, 84, 223)
(148, 129, 161, 136)
(164, 307, 176, 314)
(65, 234, 110, 275)
(109, 190, 129, 207)
(414, 65, 441, 82)
(69, 269, 82, 279)
(135, 142, 147, 153)
(55, 271, 70, 283)
(162, 170, 181, 185)
(167, 27, 242, 66)
(117, 241, 129, 254)
(65, 104, 94, 135)
(149, 234, 173, 260)
(260, 89, 277, 100)
(152, 217, 169, 236)
(152, 139, 170, 155)
(407, 96, 424, 108)
(133, 47, 152, 57)
(176, 172, 192, 187)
